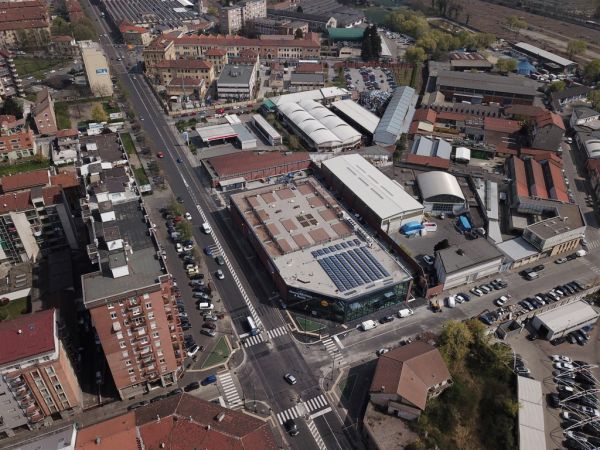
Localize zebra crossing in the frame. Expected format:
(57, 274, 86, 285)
(243, 326, 290, 348)
(307, 420, 327, 450)
(588, 264, 600, 275)
(322, 337, 344, 364)
(586, 239, 600, 250)
(276, 394, 330, 425)
(218, 371, 242, 408)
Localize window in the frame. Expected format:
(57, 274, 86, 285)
(130, 376, 136, 383)
(148, 312, 154, 320)
(122, 351, 128, 358)
(45, 367, 56, 375)
(140, 337, 148, 345)
(107, 302, 114, 309)
(119, 341, 126, 349)
(157, 350, 163, 356)
(58, 392, 67, 402)
(150, 322, 157, 330)
(116, 331, 123, 340)
(125, 360, 132, 366)
(159, 358, 165, 364)
(152, 331, 159, 338)
(155, 340, 161, 348)
(128, 368, 135, 374)
(110, 312, 117, 320)
(145, 302, 152, 309)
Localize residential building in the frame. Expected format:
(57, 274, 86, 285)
(31, 88, 58, 136)
(80, 159, 184, 398)
(321, 154, 424, 232)
(216, 64, 256, 100)
(151, 59, 214, 87)
(202, 150, 310, 189)
(0, 309, 83, 437)
(550, 84, 590, 112)
(0, 169, 79, 264)
(79, 41, 114, 97)
(230, 177, 413, 322)
(53, 129, 79, 166)
(49, 35, 79, 57)
(0, 115, 24, 135)
(0, 1, 50, 49)
(204, 48, 228, 74)
(246, 17, 308, 36)
(267, 8, 336, 31)
(369, 342, 452, 420)
(64, 0, 85, 22)
(220, 0, 266, 34)
(118, 22, 152, 46)
(0, 129, 39, 163)
(570, 106, 599, 128)
(0, 50, 23, 100)
(166, 77, 206, 99)
(530, 110, 565, 151)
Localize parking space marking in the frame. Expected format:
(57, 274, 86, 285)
(586, 240, 600, 250)
(217, 371, 242, 409)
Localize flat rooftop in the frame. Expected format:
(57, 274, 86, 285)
(82, 199, 164, 306)
(217, 64, 254, 86)
(437, 238, 503, 274)
(526, 204, 584, 239)
(436, 70, 540, 96)
(231, 177, 411, 300)
(535, 300, 599, 331)
(196, 123, 238, 142)
(330, 99, 380, 134)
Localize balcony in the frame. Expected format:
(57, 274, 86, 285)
(139, 345, 151, 355)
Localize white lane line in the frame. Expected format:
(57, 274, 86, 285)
(310, 407, 332, 420)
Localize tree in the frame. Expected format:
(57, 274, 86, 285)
(495, 58, 517, 73)
(438, 320, 473, 363)
(433, 239, 450, 252)
(294, 28, 304, 39)
(0, 97, 23, 119)
(361, 25, 381, 61)
(404, 46, 427, 64)
(589, 90, 600, 110)
(176, 220, 193, 240)
(91, 103, 108, 123)
(51, 17, 72, 36)
(548, 80, 566, 92)
(506, 15, 527, 31)
(296, 5, 303, 12)
(567, 39, 587, 58)
(584, 59, 600, 82)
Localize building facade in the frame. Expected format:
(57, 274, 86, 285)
(0, 1, 50, 49)
(80, 41, 114, 97)
(151, 59, 214, 86)
(0, 50, 23, 100)
(32, 88, 58, 136)
(220, 0, 267, 34)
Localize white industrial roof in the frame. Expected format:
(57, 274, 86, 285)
(278, 102, 341, 147)
(497, 237, 539, 262)
(299, 99, 362, 146)
(273, 87, 349, 106)
(322, 153, 424, 222)
(373, 86, 417, 146)
(411, 136, 452, 159)
(253, 114, 281, 141)
(515, 42, 576, 68)
(196, 123, 238, 142)
(517, 376, 546, 450)
(535, 301, 599, 332)
(455, 146, 471, 162)
(331, 99, 380, 134)
(416, 171, 465, 202)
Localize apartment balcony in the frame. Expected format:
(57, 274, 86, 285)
(138, 345, 151, 355)
(141, 355, 156, 366)
(29, 412, 44, 424)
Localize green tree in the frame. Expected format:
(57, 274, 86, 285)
(296, 5, 303, 12)
(506, 15, 527, 31)
(176, 220, 193, 240)
(361, 26, 381, 61)
(567, 39, 587, 58)
(588, 90, 600, 110)
(404, 46, 427, 64)
(495, 58, 517, 73)
(583, 59, 600, 82)
(51, 17, 72, 36)
(294, 28, 304, 39)
(0, 97, 23, 119)
(72, 18, 98, 40)
(169, 199, 184, 216)
(548, 80, 566, 92)
(438, 320, 473, 363)
(91, 104, 108, 123)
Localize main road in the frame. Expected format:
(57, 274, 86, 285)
(80, 2, 358, 448)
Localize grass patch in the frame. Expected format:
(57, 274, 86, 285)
(103, 102, 120, 115)
(0, 297, 29, 321)
(362, 7, 391, 25)
(295, 316, 325, 332)
(339, 373, 357, 402)
(54, 102, 71, 129)
(133, 167, 149, 185)
(201, 336, 230, 368)
(0, 158, 50, 177)
(13, 57, 68, 80)
(120, 132, 135, 155)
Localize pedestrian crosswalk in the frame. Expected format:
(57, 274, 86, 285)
(266, 325, 288, 340)
(322, 337, 343, 364)
(276, 394, 330, 425)
(243, 326, 290, 348)
(307, 419, 327, 450)
(587, 240, 600, 250)
(242, 333, 265, 348)
(588, 265, 600, 275)
(218, 371, 242, 408)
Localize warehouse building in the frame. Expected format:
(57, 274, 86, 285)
(195, 123, 257, 149)
(252, 114, 282, 145)
(531, 301, 599, 340)
(416, 171, 467, 216)
(330, 99, 380, 139)
(321, 154, 424, 233)
(80, 41, 113, 97)
(373, 86, 417, 146)
(230, 177, 413, 322)
(513, 42, 577, 73)
(202, 150, 311, 189)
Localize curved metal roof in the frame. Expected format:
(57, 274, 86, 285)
(278, 102, 341, 147)
(298, 99, 362, 146)
(416, 171, 465, 202)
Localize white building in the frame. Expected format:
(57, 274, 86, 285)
(531, 301, 599, 340)
(416, 171, 467, 216)
(216, 64, 257, 101)
(79, 41, 113, 97)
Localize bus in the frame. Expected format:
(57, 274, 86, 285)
(246, 316, 259, 336)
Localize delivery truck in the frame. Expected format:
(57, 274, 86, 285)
(360, 319, 377, 331)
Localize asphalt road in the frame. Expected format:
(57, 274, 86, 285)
(79, 4, 357, 448)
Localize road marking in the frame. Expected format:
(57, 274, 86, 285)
(276, 394, 330, 425)
(307, 419, 327, 450)
(266, 325, 289, 340)
(217, 371, 242, 409)
(242, 334, 265, 348)
(332, 335, 344, 349)
(322, 338, 344, 364)
(587, 240, 600, 250)
(310, 406, 333, 420)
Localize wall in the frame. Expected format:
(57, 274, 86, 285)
(436, 256, 504, 289)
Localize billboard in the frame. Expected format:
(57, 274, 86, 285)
(96, 68, 109, 75)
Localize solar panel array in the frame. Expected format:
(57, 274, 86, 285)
(312, 240, 390, 292)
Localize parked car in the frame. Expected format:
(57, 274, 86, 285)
(201, 375, 217, 386)
(284, 419, 299, 436)
(215, 255, 225, 266)
(376, 348, 389, 356)
(127, 400, 150, 410)
(551, 355, 572, 363)
(202, 322, 216, 330)
(187, 345, 200, 357)
(547, 393, 560, 408)
(379, 316, 394, 324)
(284, 373, 297, 385)
(184, 381, 200, 392)
(201, 329, 216, 337)
(457, 292, 471, 302)
(494, 296, 509, 307)
(422, 255, 434, 265)
(554, 362, 574, 371)
(215, 269, 225, 280)
(555, 257, 568, 264)
(470, 287, 484, 297)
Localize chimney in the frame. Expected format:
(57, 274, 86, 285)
(17, 329, 22, 334)
(95, 437, 101, 445)
(380, 385, 385, 392)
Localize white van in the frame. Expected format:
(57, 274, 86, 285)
(197, 302, 214, 310)
(201, 222, 212, 234)
(360, 319, 377, 331)
(398, 308, 414, 317)
(526, 271, 539, 280)
(576, 249, 588, 257)
(445, 296, 456, 308)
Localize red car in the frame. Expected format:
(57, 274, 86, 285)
(173, 216, 183, 223)
(216, 108, 225, 114)
(157, 152, 165, 158)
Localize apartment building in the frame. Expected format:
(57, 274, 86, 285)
(220, 0, 266, 34)
(80, 156, 184, 398)
(0, 1, 50, 48)
(53, 129, 79, 166)
(0, 129, 39, 163)
(0, 309, 82, 437)
(0, 50, 23, 101)
(217, 64, 257, 100)
(246, 17, 308, 36)
(150, 59, 215, 86)
(204, 48, 228, 74)
(0, 169, 79, 264)
(32, 88, 58, 136)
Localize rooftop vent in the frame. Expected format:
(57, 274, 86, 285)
(457, 249, 465, 256)
(215, 412, 226, 422)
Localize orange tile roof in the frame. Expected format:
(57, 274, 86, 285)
(535, 110, 565, 130)
(510, 156, 529, 198)
(412, 108, 437, 124)
(155, 59, 212, 70)
(173, 34, 320, 49)
(0, 1, 48, 31)
(75, 413, 137, 450)
(526, 158, 549, 199)
(544, 159, 569, 202)
(405, 153, 450, 170)
(51, 35, 74, 42)
(56, 128, 79, 139)
(0, 129, 35, 155)
(119, 21, 149, 34)
(51, 172, 79, 189)
(1, 169, 49, 193)
(0, 309, 55, 365)
(484, 117, 522, 133)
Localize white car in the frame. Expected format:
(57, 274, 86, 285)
(551, 355, 572, 363)
(422, 255, 434, 265)
(284, 373, 297, 385)
(176, 242, 183, 253)
(577, 405, 600, 417)
(216, 269, 225, 280)
(187, 345, 200, 357)
(184, 212, 192, 221)
(183, 244, 194, 252)
(470, 287, 484, 297)
(494, 296, 509, 307)
(376, 348, 389, 356)
(554, 362, 574, 371)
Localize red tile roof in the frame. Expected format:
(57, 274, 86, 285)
(535, 110, 565, 130)
(0, 129, 35, 155)
(412, 108, 437, 124)
(405, 153, 450, 170)
(484, 117, 522, 134)
(173, 34, 320, 49)
(0, 1, 49, 31)
(50, 171, 79, 188)
(296, 63, 323, 74)
(56, 128, 79, 138)
(0, 309, 55, 366)
(1, 169, 49, 193)
(168, 77, 204, 87)
(155, 59, 212, 70)
(51, 35, 74, 42)
(206, 151, 311, 179)
(75, 413, 137, 450)
(504, 104, 546, 119)
(544, 160, 569, 202)
(119, 21, 148, 34)
(510, 156, 529, 198)
(526, 158, 549, 199)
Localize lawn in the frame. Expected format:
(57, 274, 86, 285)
(103, 102, 120, 115)
(295, 316, 325, 332)
(13, 57, 68, 80)
(120, 132, 136, 155)
(0, 158, 50, 177)
(201, 336, 231, 368)
(133, 167, 149, 185)
(54, 102, 71, 129)
(0, 297, 29, 321)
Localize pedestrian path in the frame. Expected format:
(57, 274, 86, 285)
(276, 394, 330, 425)
(266, 325, 288, 340)
(243, 325, 290, 348)
(242, 333, 265, 348)
(218, 371, 242, 408)
(307, 419, 327, 450)
(322, 337, 344, 365)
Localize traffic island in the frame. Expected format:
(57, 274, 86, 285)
(200, 336, 231, 369)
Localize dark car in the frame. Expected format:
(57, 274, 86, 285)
(457, 292, 471, 302)
(215, 255, 225, 266)
(284, 419, 299, 436)
(566, 253, 578, 261)
(533, 264, 545, 272)
(201, 375, 217, 386)
(127, 400, 150, 410)
(202, 322, 216, 330)
(551, 336, 566, 346)
(167, 388, 183, 397)
(548, 393, 560, 408)
(150, 394, 168, 403)
(184, 381, 200, 392)
(379, 316, 394, 324)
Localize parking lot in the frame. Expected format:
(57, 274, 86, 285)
(343, 67, 396, 93)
